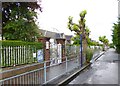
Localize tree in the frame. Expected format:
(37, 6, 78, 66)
(112, 17, 120, 53)
(71, 26, 91, 46)
(68, 10, 87, 61)
(99, 36, 109, 50)
(2, 2, 42, 41)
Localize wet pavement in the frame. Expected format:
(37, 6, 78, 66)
(69, 48, 120, 84)
(46, 58, 79, 83)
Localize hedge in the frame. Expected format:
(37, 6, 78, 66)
(0, 40, 43, 67)
(0, 40, 43, 49)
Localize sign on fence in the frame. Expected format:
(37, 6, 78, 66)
(33, 53, 36, 58)
(37, 49, 43, 62)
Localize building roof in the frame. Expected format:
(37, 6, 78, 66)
(40, 29, 56, 39)
(39, 29, 73, 41)
(65, 35, 73, 40)
(39, 29, 69, 39)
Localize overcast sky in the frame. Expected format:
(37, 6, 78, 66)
(37, 0, 118, 43)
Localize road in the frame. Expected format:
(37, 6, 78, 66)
(69, 48, 120, 84)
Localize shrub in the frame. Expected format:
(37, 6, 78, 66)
(86, 48, 93, 63)
(116, 45, 120, 53)
(109, 43, 114, 48)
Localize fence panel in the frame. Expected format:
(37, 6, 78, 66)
(0, 65, 44, 85)
(0, 46, 38, 67)
(66, 45, 80, 60)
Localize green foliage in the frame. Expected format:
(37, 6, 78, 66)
(68, 10, 99, 47)
(1, 40, 43, 49)
(68, 16, 73, 31)
(68, 16, 73, 23)
(80, 10, 87, 18)
(68, 10, 87, 34)
(99, 36, 109, 46)
(109, 43, 114, 48)
(71, 35, 80, 46)
(79, 19, 86, 27)
(68, 10, 89, 46)
(116, 45, 120, 53)
(2, 2, 42, 42)
(99, 36, 109, 51)
(73, 24, 79, 31)
(2, 2, 41, 26)
(71, 26, 96, 46)
(86, 48, 93, 63)
(85, 26, 90, 35)
(1, 40, 43, 67)
(112, 23, 118, 45)
(112, 17, 120, 53)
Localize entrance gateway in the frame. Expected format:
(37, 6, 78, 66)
(50, 43, 62, 65)
(50, 38, 66, 66)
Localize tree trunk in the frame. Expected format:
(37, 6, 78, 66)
(82, 38, 87, 64)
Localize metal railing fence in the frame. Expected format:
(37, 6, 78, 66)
(0, 45, 102, 85)
(0, 56, 79, 85)
(0, 63, 44, 85)
(0, 46, 38, 67)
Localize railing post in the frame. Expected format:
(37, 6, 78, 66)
(44, 61, 47, 83)
(66, 56, 68, 73)
(0, 46, 2, 67)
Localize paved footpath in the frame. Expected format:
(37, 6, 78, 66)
(69, 48, 120, 84)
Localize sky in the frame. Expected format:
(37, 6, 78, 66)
(37, 0, 118, 43)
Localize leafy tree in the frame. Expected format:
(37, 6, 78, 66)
(88, 39, 101, 46)
(99, 36, 109, 50)
(68, 10, 88, 61)
(99, 36, 109, 46)
(2, 2, 42, 41)
(71, 26, 91, 46)
(112, 17, 120, 53)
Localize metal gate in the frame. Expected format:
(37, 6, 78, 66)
(50, 43, 62, 66)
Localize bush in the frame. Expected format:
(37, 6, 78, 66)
(116, 45, 120, 53)
(109, 43, 114, 48)
(86, 48, 94, 63)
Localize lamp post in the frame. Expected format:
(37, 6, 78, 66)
(80, 34, 82, 67)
